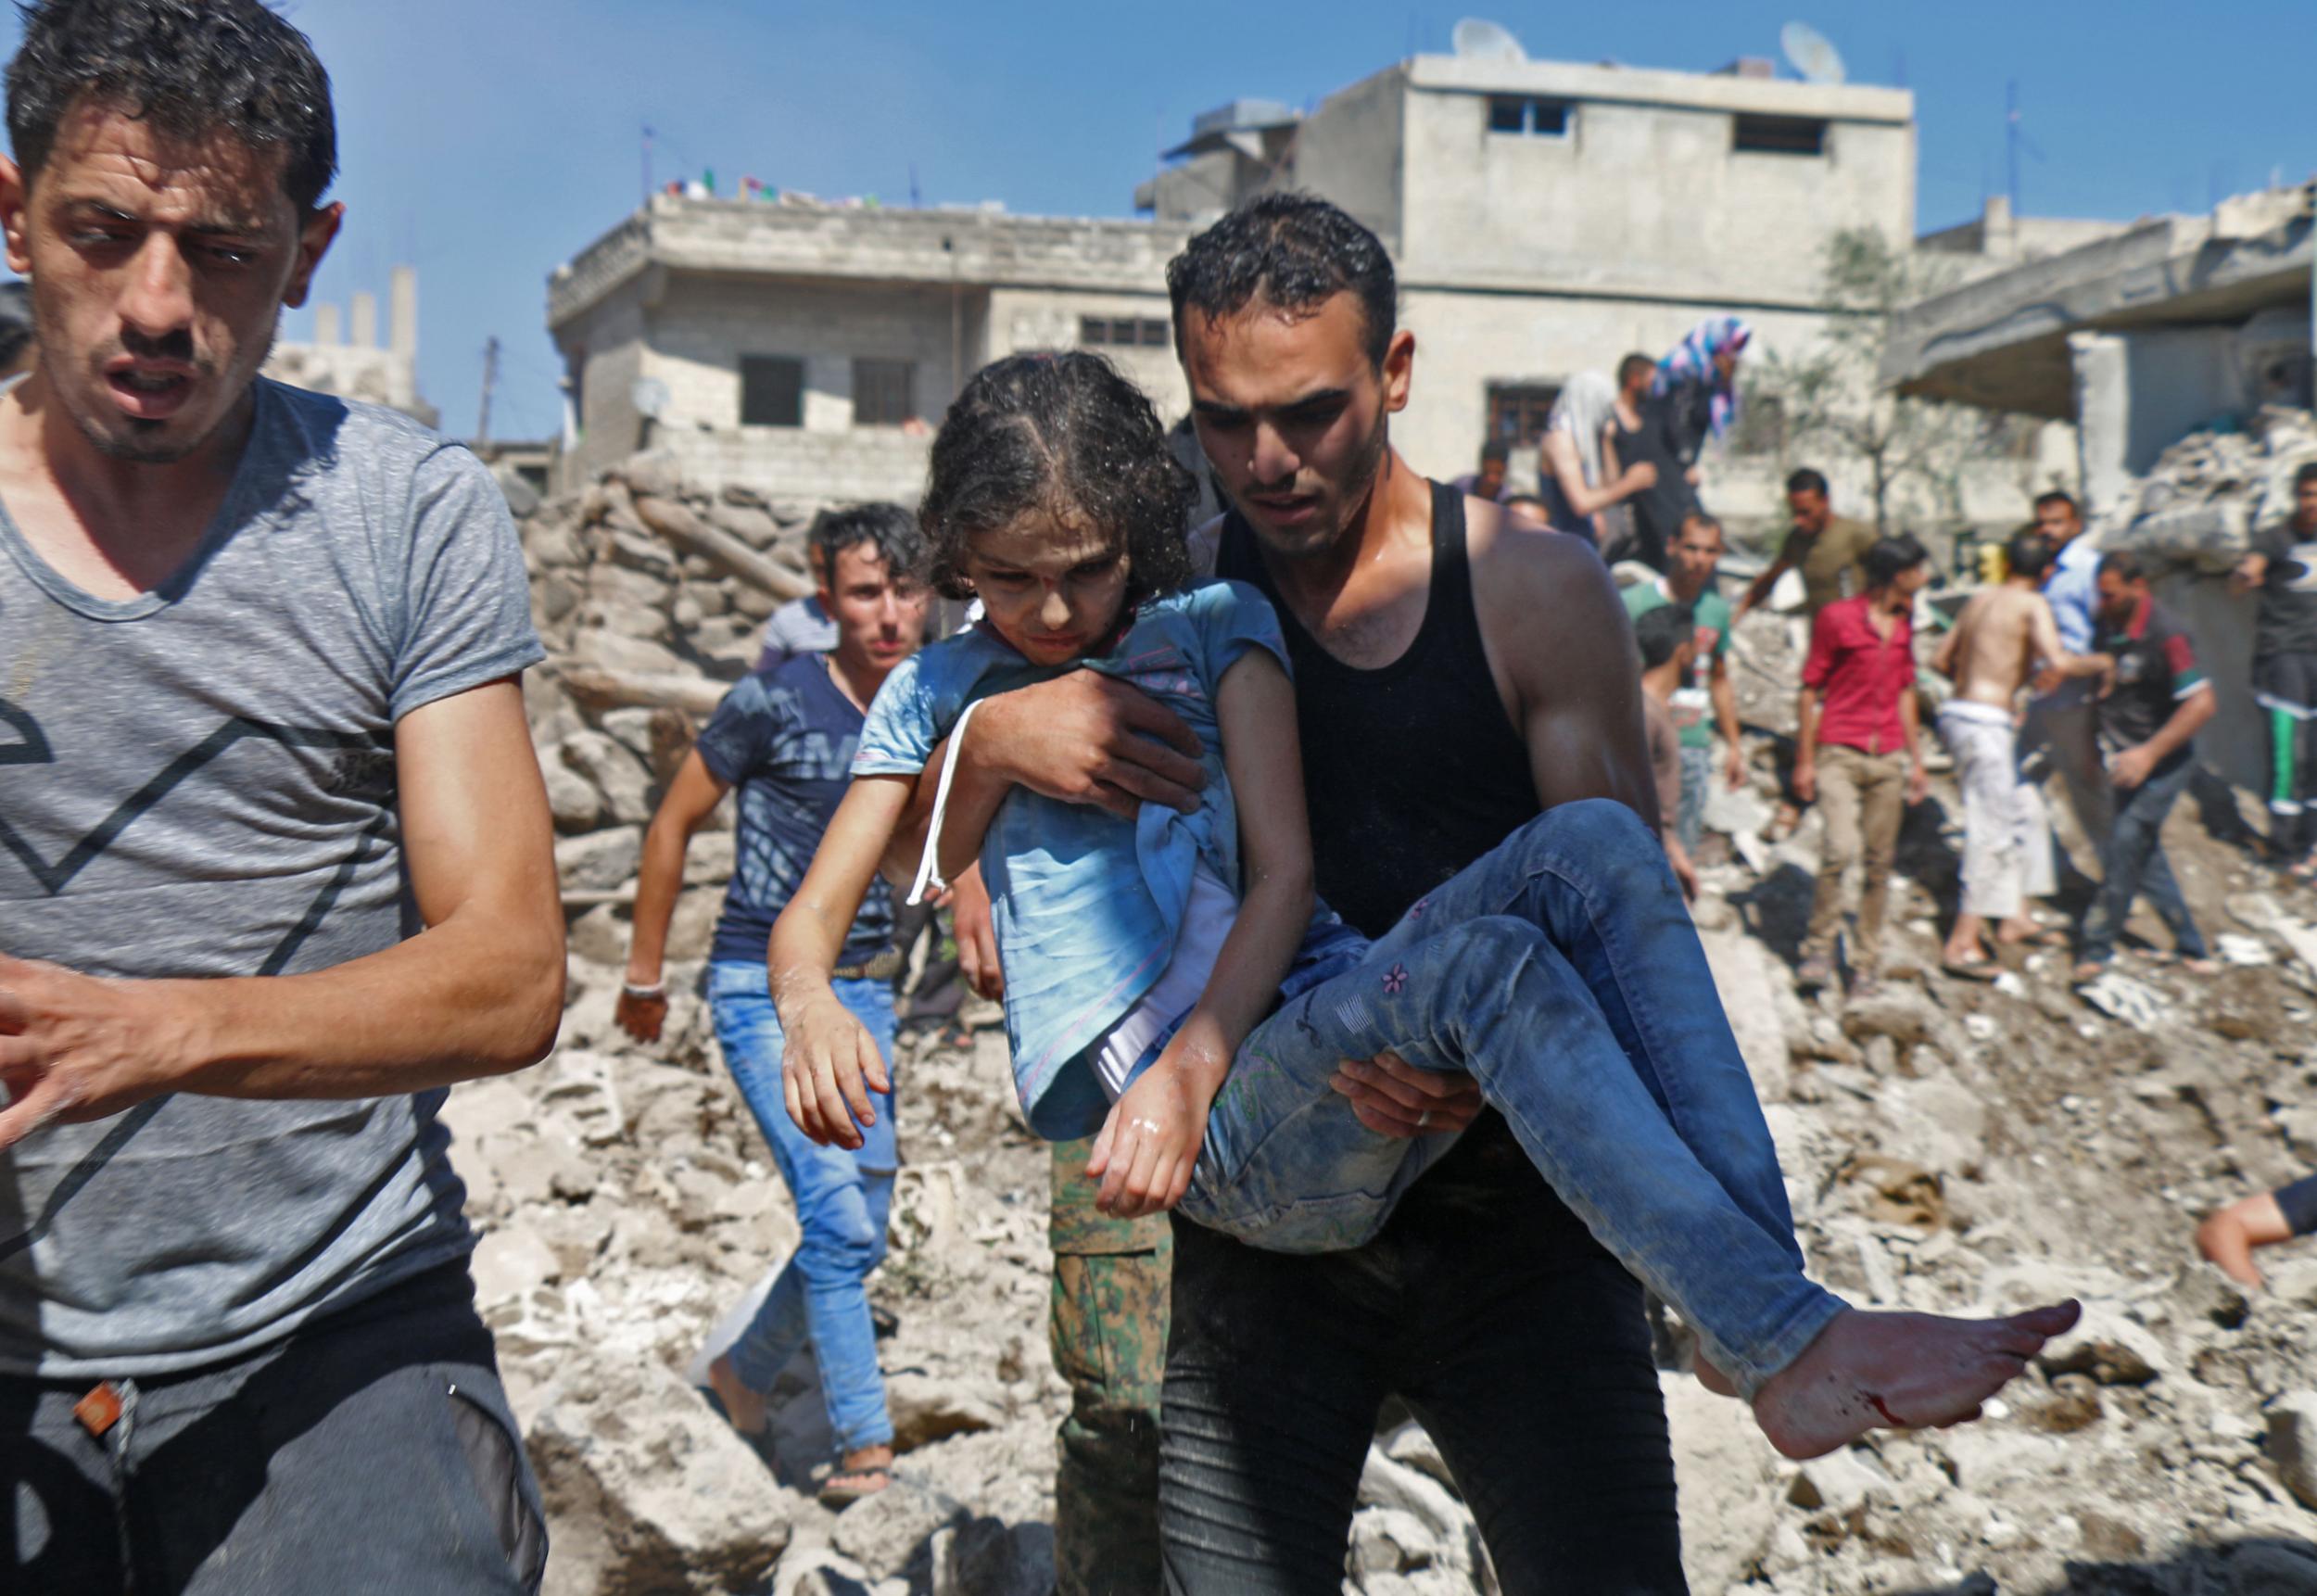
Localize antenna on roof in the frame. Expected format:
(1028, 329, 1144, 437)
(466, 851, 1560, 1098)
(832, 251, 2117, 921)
(1451, 18, 1526, 61)
(1779, 21, 1846, 84)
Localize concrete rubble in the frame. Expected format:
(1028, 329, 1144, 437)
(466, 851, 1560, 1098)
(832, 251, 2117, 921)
(2106, 406, 2317, 576)
(472, 459, 2317, 1593)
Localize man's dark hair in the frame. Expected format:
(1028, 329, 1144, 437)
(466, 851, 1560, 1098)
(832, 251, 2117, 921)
(2004, 527, 2056, 581)
(1167, 193, 1397, 369)
(1677, 510, 1724, 543)
(2034, 489, 2081, 520)
(1862, 533, 1929, 589)
(1616, 352, 1654, 388)
(8, 0, 336, 210)
(1785, 467, 1830, 500)
(2295, 462, 2317, 493)
(920, 350, 1194, 609)
(1633, 602, 1695, 671)
(808, 502, 926, 588)
(1479, 437, 1510, 467)
(2098, 548, 2146, 585)
(0, 279, 30, 370)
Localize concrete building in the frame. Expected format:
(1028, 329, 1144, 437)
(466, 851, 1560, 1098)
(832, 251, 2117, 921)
(547, 199, 1190, 498)
(547, 47, 1926, 504)
(265, 264, 437, 427)
(1139, 52, 1918, 475)
(1885, 184, 2314, 517)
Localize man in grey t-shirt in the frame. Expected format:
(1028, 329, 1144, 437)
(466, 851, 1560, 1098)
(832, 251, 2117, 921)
(0, 4, 562, 1590)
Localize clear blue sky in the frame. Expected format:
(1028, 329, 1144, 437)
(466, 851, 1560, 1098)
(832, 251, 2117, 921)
(6, 1, 2306, 443)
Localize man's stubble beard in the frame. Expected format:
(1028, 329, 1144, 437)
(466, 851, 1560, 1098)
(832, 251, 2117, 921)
(38, 301, 269, 468)
(1266, 396, 1392, 565)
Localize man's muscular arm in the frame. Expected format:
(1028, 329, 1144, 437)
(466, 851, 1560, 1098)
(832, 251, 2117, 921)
(1483, 525, 1661, 820)
(878, 672, 1208, 885)
(0, 679, 565, 1147)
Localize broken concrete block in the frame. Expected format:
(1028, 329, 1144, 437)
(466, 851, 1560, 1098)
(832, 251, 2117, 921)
(884, 1373, 1007, 1453)
(1839, 984, 1937, 1048)
(563, 729, 655, 825)
(829, 1477, 968, 1579)
(556, 826, 643, 893)
(2035, 1303, 2168, 1387)
(525, 1356, 791, 1596)
(544, 762, 606, 834)
(2267, 1390, 2317, 1513)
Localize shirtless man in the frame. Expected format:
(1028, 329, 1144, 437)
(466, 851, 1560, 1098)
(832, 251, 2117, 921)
(1931, 528, 2082, 973)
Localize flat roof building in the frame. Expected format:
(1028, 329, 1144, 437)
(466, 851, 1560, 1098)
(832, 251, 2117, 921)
(547, 47, 1919, 502)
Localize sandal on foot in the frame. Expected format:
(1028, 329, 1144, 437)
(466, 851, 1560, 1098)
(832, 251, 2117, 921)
(1941, 955, 2001, 982)
(817, 1466, 892, 1509)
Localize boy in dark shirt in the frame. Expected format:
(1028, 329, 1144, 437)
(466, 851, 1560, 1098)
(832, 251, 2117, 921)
(2231, 462, 2317, 874)
(616, 505, 930, 1505)
(2073, 551, 2218, 982)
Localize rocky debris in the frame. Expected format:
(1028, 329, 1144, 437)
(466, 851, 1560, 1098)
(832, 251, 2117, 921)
(2108, 405, 2317, 575)
(522, 459, 831, 908)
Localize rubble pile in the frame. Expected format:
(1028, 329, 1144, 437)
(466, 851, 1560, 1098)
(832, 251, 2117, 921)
(2106, 405, 2317, 575)
(469, 460, 2317, 1594)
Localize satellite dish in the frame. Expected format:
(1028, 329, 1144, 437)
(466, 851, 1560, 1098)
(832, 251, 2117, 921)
(1452, 18, 1527, 62)
(1779, 21, 1846, 84)
(629, 376, 671, 420)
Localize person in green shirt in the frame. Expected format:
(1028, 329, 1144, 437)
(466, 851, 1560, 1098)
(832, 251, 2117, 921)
(1735, 467, 1878, 627)
(1624, 511, 1746, 852)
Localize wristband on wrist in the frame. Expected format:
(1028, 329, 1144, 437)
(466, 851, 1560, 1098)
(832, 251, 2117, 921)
(622, 981, 665, 1000)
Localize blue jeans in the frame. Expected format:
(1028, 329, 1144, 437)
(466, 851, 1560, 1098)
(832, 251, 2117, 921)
(1180, 800, 1845, 1396)
(2078, 754, 2207, 966)
(707, 961, 897, 1452)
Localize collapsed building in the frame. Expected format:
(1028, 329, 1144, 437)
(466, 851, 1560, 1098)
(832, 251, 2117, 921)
(1886, 183, 2317, 789)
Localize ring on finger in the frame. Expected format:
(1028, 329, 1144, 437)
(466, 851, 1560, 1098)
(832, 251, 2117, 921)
(1417, 1109, 1432, 1129)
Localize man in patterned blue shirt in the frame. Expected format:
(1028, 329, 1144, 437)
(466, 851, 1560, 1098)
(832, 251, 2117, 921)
(617, 503, 929, 1505)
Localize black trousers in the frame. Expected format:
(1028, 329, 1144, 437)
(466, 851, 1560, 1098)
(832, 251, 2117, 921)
(4, 1263, 545, 1596)
(1158, 1113, 1687, 1595)
(2257, 651, 2317, 860)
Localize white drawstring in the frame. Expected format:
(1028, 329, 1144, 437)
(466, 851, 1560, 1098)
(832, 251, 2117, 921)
(907, 699, 981, 906)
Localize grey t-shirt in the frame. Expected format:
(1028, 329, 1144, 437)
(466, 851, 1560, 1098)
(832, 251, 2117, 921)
(0, 379, 544, 1376)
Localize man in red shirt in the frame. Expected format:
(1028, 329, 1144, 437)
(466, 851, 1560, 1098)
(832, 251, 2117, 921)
(1794, 534, 1932, 994)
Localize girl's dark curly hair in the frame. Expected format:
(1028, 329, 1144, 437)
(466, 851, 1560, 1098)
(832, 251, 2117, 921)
(919, 350, 1196, 610)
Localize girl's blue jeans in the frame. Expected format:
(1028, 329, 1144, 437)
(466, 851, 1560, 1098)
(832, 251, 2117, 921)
(1180, 799, 1847, 1397)
(707, 961, 897, 1452)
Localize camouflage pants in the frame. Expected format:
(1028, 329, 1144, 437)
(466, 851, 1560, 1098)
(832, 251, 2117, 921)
(1049, 1138, 1172, 1596)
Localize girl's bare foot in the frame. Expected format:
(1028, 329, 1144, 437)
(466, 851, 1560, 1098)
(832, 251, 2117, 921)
(1750, 1301, 2081, 1460)
(707, 1352, 767, 1436)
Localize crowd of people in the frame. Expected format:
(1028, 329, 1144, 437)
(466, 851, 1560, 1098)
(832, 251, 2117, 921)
(4, 3, 2312, 1595)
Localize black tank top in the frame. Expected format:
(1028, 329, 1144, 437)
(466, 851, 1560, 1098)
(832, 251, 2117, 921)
(1218, 482, 1538, 938)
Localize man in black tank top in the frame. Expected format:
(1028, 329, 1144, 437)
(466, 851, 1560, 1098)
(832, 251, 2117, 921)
(892, 197, 1690, 1591)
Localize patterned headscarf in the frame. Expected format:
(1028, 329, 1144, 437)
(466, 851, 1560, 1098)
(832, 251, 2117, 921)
(1651, 316, 1753, 438)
